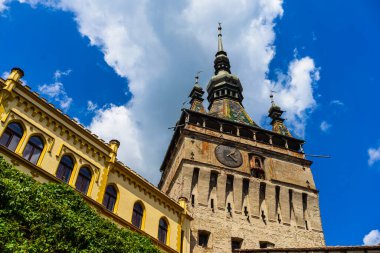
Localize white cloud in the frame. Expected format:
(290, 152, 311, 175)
(368, 146, 380, 166)
(87, 100, 97, 111)
(272, 56, 320, 136)
(38, 69, 73, 110)
(331, 99, 344, 106)
(0, 0, 8, 12)
(3, 0, 321, 183)
(363, 229, 380, 245)
(320, 121, 331, 132)
(54, 69, 71, 80)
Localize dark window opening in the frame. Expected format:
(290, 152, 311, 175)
(243, 178, 249, 197)
(302, 193, 308, 211)
(226, 175, 234, 193)
(132, 202, 144, 229)
(231, 239, 243, 250)
(211, 198, 214, 211)
(259, 241, 275, 249)
(191, 194, 195, 207)
(239, 128, 253, 139)
(222, 124, 237, 135)
(205, 119, 220, 132)
(56, 155, 74, 183)
(198, 231, 210, 248)
(22, 136, 44, 165)
(103, 185, 117, 212)
(0, 122, 23, 151)
(192, 168, 200, 187)
(272, 136, 286, 148)
(158, 218, 168, 244)
(259, 183, 266, 201)
(75, 167, 92, 194)
(210, 172, 218, 189)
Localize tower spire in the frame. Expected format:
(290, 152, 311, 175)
(214, 23, 231, 75)
(218, 22, 224, 52)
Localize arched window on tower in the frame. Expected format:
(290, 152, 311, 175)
(249, 155, 265, 180)
(132, 202, 144, 229)
(75, 167, 92, 194)
(0, 122, 24, 151)
(103, 185, 117, 212)
(56, 155, 74, 183)
(158, 217, 169, 244)
(22, 136, 44, 165)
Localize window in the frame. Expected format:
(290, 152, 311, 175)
(0, 122, 23, 151)
(210, 172, 218, 188)
(198, 231, 210, 248)
(75, 167, 92, 194)
(103, 185, 117, 212)
(226, 175, 234, 193)
(231, 238, 243, 250)
(158, 218, 168, 244)
(249, 155, 265, 179)
(56, 155, 74, 183)
(259, 241, 275, 248)
(22, 136, 44, 165)
(243, 178, 249, 197)
(132, 202, 144, 229)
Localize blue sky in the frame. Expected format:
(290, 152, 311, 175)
(1, 0, 379, 247)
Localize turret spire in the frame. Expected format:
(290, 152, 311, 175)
(268, 92, 292, 136)
(189, 72, 206, 113)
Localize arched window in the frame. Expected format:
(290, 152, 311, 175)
(132, 202, 144, 229)
(0, 122, 23, 151)
(22, 136, 44, 165)
(103, 185, 117, 212)
(75, 167, 92, 194)
(56, 155, 74, 183)
(158, 218, 168, 244)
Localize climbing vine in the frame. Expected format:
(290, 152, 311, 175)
(0, 156, 160, 253)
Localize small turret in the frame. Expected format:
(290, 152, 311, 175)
(268, 93, 292, 136)
(188, 73, 206, 113)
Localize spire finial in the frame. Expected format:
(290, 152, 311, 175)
(270, 90, 275, 106)
(217, 22, 223, 52)
(195, 71, 202, 87)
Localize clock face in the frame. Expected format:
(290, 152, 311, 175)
(215, 145, 243, 168)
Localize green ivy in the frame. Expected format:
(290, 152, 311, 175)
(0, 156, 161, 253)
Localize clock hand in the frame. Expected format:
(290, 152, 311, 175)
(227, 153, 237, 162)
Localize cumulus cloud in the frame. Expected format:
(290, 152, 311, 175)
(363, 229, 380, 245)
(368, 146, 380, 166)
(2, 0, 320, 183)
(38, 69, 73, 111)
(320, 121, 331, 132)
(272, 56, 320, 136)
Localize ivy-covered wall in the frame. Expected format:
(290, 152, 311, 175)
(0, 156, 161, 253)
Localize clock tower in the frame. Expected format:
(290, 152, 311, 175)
(158, 25, 324, 253)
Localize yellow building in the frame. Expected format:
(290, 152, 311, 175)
(0, 68, 192, 253)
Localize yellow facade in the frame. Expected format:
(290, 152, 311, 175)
(0, 68, 191, 253)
